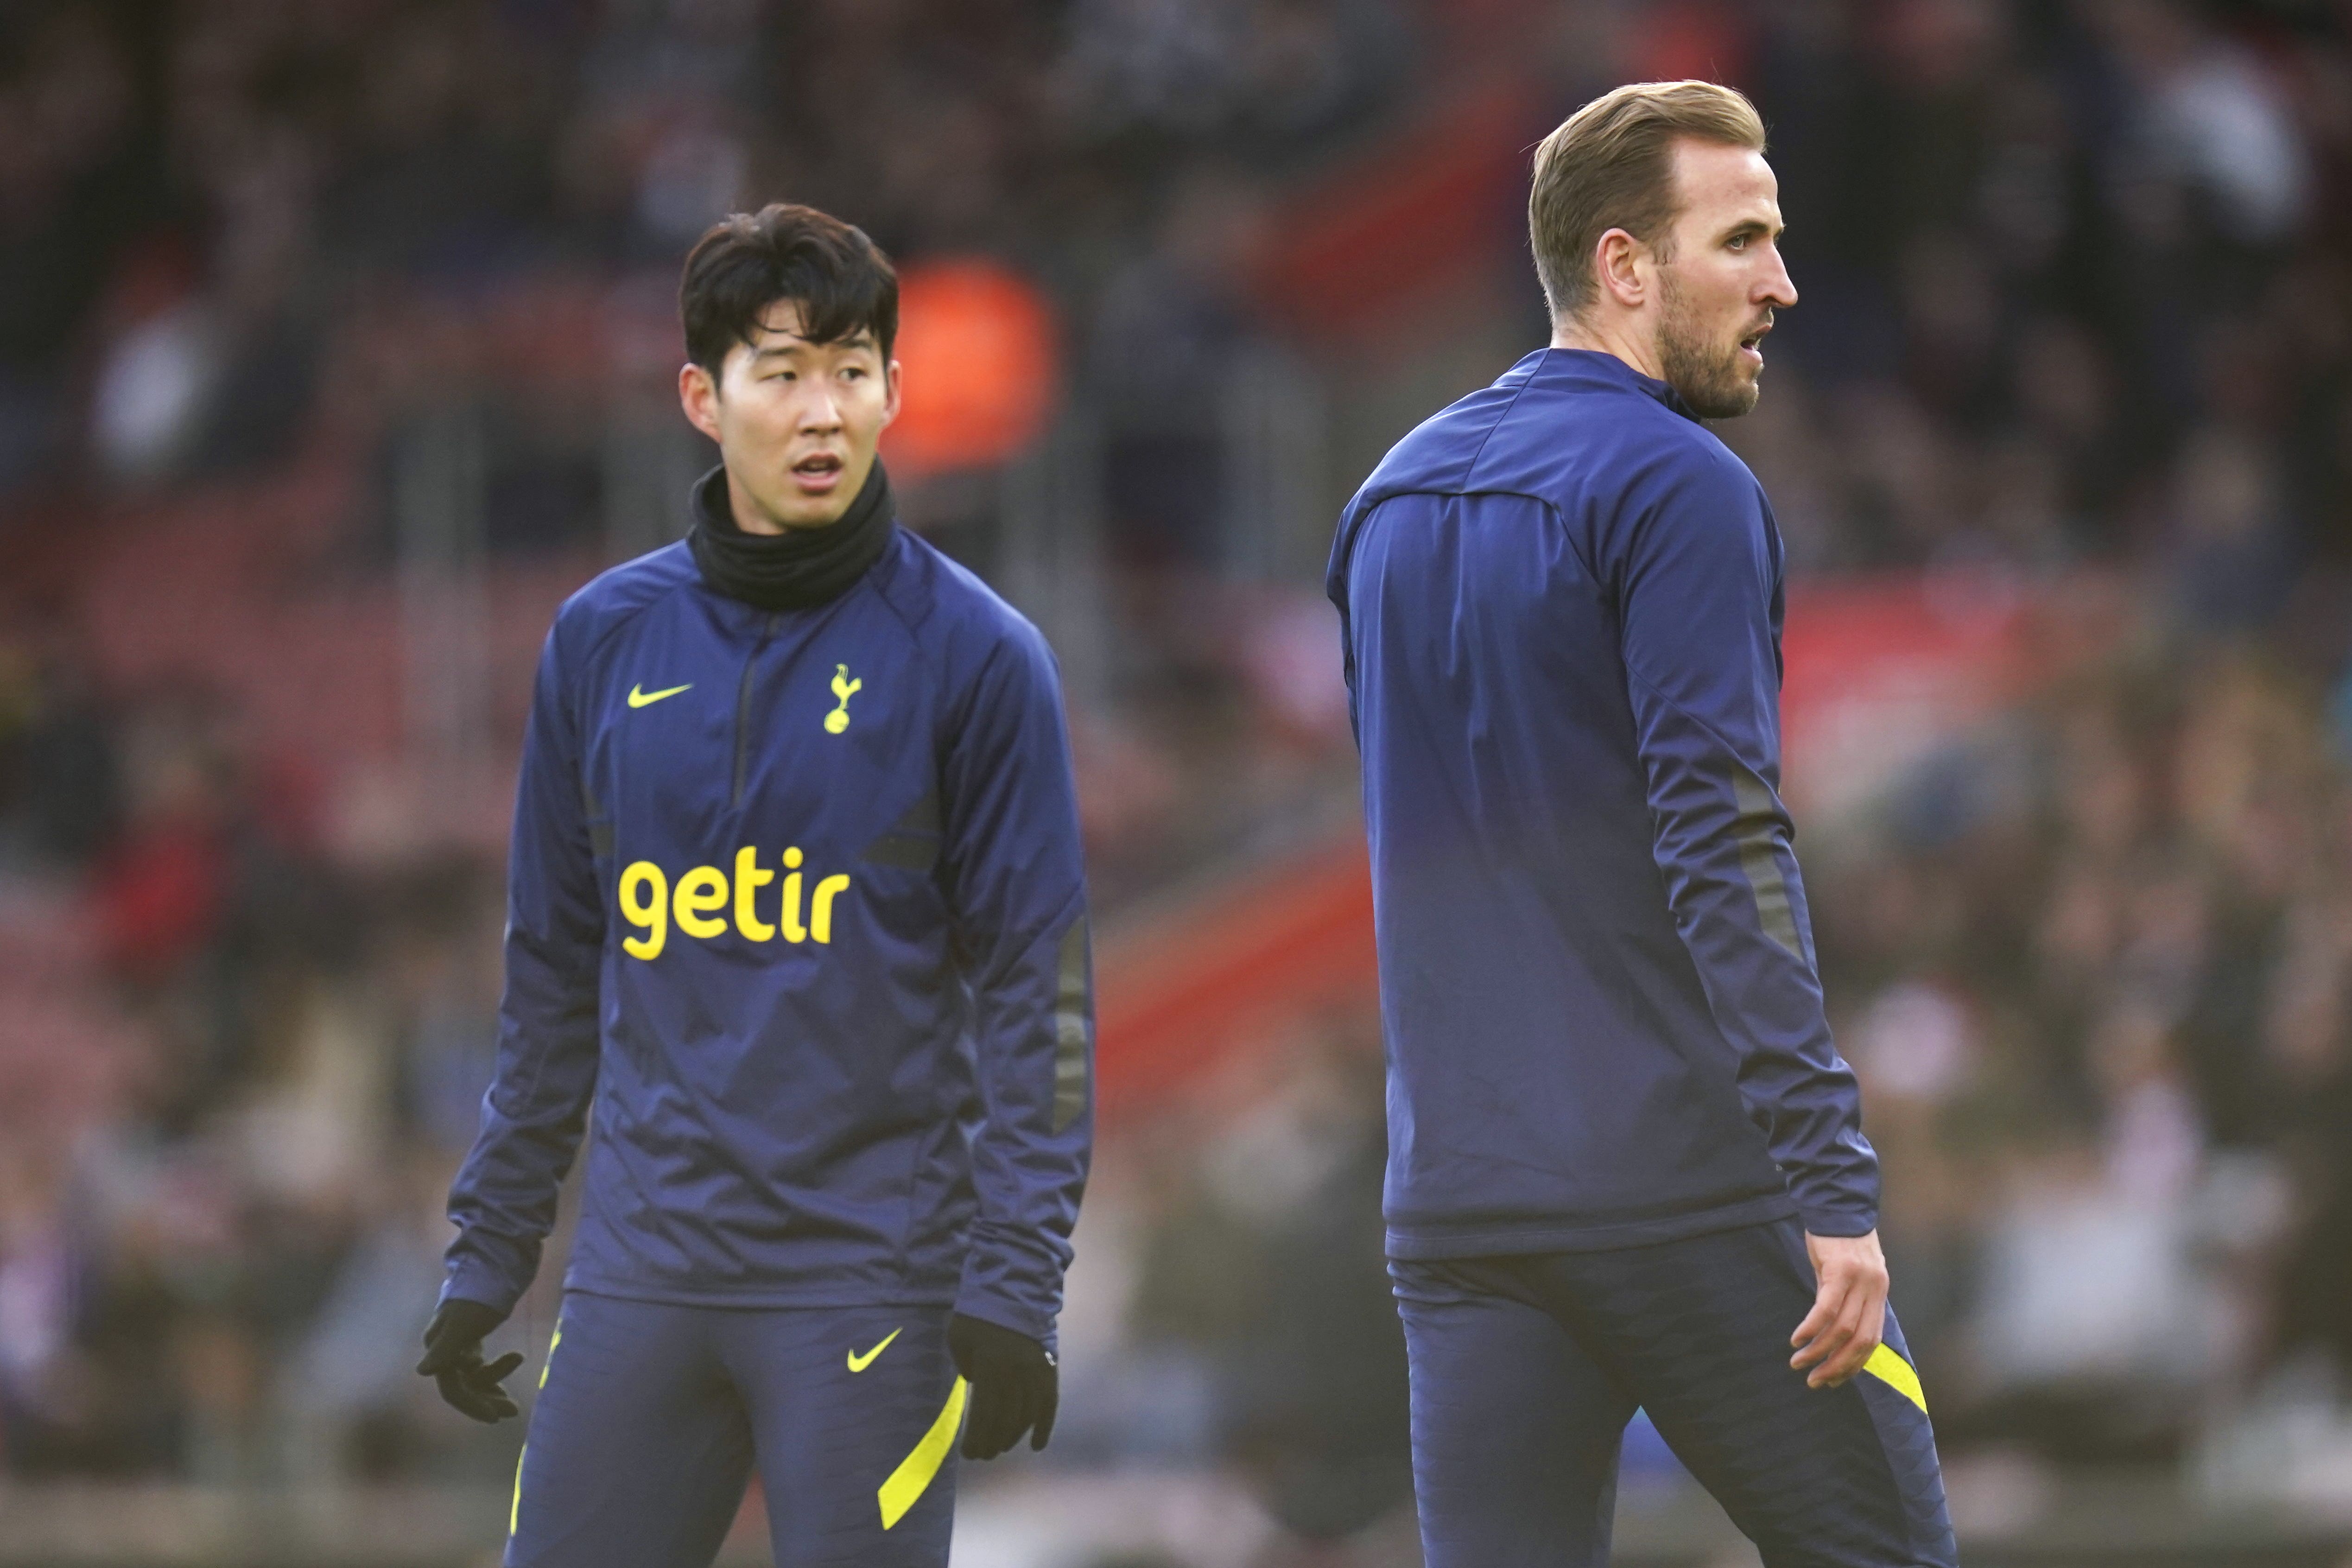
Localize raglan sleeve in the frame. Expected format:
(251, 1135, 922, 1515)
(937, 617, 1094, 1346)
(1610, 446, 1880, 1237)
(441, 614, 608, 1314)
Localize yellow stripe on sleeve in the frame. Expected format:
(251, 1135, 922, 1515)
(877, 1377, 968, 1530)
(1862, 1342, 1928, 1415)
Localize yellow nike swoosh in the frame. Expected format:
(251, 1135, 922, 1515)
(847, 1327, 902, 1373)
(627, 682, 692, 709)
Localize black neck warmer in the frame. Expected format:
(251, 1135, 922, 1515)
(687, 459, 896, 611)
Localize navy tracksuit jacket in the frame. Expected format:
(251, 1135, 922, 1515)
(442, 525, 1092, 1348)
(1328, 346, 1877, 1257)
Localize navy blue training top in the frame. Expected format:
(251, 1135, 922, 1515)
(442, 526, 1092, 1344)
(1327, 347, 1878, 1259)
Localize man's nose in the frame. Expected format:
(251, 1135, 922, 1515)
(799, 385, 845, 432)
(1761, 249, 1797, 310)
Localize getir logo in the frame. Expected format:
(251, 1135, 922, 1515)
(617, 848, 852, 960)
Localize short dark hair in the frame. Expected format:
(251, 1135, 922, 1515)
(678, 203, 899, 378)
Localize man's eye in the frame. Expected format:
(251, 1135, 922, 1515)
(841, 367, 864, 381)
(1729, 235, 1748, 250)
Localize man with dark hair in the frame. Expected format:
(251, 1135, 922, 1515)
(1327, 84, 1959, 1566)
(416, 202, 1092, 1568)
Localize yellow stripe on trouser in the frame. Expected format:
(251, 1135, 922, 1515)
(1862, 1343, 1927, 1415)
(877, 1377, 968, 1530)
(510, 1445, 527, 1539)
(511, 1318, 564, 1538)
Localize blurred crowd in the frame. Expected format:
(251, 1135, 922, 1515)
(0, 646, 509, 1480)
(1814, 639, 2352, 1467)
(0, 0, 2346, 1544)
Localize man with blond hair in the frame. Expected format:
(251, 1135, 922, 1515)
(1327, 82, 1958, 1565)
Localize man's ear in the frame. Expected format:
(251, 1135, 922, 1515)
(1592, 228, 1650, 311)
(678, 361, 723, 443)
(879, 358, 903, 431)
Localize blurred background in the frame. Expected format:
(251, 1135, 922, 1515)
(1, 0, 2351, 1563)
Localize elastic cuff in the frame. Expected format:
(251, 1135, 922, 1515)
(949, 1292, 1054, 1350)
(440, 1264, 523, 1320)
(1795, 1209, 1878, 1238)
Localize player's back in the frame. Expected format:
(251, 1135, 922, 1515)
(1328, 347, 1798, 1261)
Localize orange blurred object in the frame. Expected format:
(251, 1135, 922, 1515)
(882, 259, 1059, 478)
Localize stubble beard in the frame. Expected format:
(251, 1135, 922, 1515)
(1657, 272, 1762, 419)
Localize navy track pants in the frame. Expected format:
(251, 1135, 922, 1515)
(1391, 1217, 1958, 1568)
(506, 1292, 962, 1568)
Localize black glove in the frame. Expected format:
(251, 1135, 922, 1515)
(416, 1298, 525, 1423)
(947, 1312, 1057, 1460)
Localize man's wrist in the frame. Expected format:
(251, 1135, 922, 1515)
(948, 1293, 1055, 1351)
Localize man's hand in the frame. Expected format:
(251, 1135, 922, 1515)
(417, 1298, 525, 1423)
(1790, 1229, 1888, 1390)
(947, 1313, 1057, 1460)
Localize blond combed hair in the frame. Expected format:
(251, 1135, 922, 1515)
(1528, 80, 1767, 324)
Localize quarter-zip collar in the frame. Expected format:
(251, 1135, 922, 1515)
(729, 611, 776, 809)
(1527, 346, 1704, 423)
